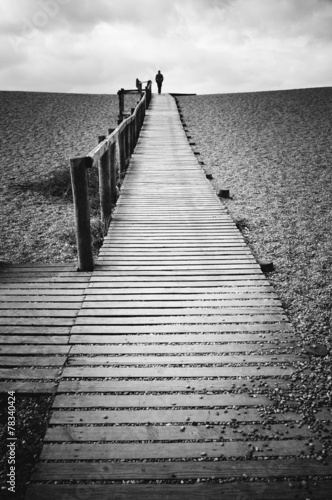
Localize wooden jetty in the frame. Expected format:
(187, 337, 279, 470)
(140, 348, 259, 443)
(1, 93, 331, 499)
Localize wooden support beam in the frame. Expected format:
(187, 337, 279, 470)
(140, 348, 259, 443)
(97, 136, 112, 229)
(69, 157, 93, 272)
(108, 128, 117, 204)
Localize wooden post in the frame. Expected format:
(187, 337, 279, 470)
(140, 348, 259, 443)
(70, 157, 93, 272)
(131, 108, 136, 151)
(97, 135, 112, 228)
(118, 130, 126, 177)
(117, 88, 124, 124)
(125, 120, 130, 159)
(108, 128, 117, 204)
(137, 101, 142, 132)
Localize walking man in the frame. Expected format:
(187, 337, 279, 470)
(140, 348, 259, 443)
(155, 70, 164, 94)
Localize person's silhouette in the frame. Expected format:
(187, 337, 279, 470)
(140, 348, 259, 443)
(155, 70, 164, 94)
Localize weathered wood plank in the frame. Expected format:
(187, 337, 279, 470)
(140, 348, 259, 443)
(24, 481, 332, 500)
(69, 342, 293, 355)
(0, 345, 70, 354)
(70, 323, 292, 335)
(44, 423, 314, 442)
(0, 326, 71, 334)
(53, 393, 271, 408)
(0, 295, 84, 302)
(79, 306, 284, 316)
(57, 378, 290, 393)
(40, 439, 321, 460)
(85, 286, 274, 294)
(0, 302, 81, 309)
(0, 382, 57, 393)
(0, 335, 69, 344)
(75, 315, 288, 325)
(0, 368, 61, 379)
(0, 356, 66, 366)
(66, 354, 297, 366)
(31, 458, 332, 480)
(69, 330, 293, 343)
(62, 366, 295, 378)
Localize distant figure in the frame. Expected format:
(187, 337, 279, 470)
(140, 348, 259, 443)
(155, 70, 164, 94)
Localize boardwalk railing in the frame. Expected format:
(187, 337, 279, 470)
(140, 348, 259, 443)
(70, 81, 152, 272)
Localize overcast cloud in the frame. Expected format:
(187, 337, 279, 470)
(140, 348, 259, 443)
(1, 0, 332, 94)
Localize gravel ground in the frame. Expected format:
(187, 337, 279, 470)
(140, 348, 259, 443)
(0, 395, 53, 499)
(0, 90, 137, 263)
(177, 87, 332, 354)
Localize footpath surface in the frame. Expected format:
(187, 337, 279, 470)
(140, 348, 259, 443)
(21, 94, 332, 499)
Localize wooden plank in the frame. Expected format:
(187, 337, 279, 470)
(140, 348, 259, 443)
(82, 293, 279, 301)
(66, 354, 297, 366)
(44, 423, 314, 442)
(24, 481, 332, 500)
(92, 265, 261, 273)
(0, 335, 69, 344)
(0, 382, 57, 393)
(62, 366, 295, 378)
(85, 286, 274, 294)
(40, 439, 321, 460)
(0, 302, 81, 309)
(0, 283, 87, 289)
(0, 368, 61, 379)
(88, 278, 266, 285)
(0, 356, 66, 366)
(79, 307, 284, 316)
(75, 315, 288, 325)
(70, 323, 292, 335)
(31, 458, 332, 480)
(0, 345, 70, 354)
(95, 263, 259, 270)
(0, 277, 90, 282)
(0, 309, 78, 317)
(0, 295, 84, 302)
(0, 289, 85, 295)
(57, 378, 290, 393)
(52, 394, 271, 408)
(69, 330, 293, 343)
(0, 326, 71, 334)
(50, 408, 300, 425)
(0, 318, 75, 326)
(69, 342, 293, 355)
(97, 257, 256, 263)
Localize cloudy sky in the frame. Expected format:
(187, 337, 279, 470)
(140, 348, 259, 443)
(1, 0, 332, 94)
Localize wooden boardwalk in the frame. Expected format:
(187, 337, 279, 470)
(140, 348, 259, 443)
(1, 94, 331, 498)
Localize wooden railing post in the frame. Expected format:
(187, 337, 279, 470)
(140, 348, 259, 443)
(118, 130, 126, 177)
(70, 157, 93, 272)
(125, 121, 130, 161)
(108, 128, 117, 204)
(117, 88, 124, 124)
(97, 135, 112, 229)
(131, 108, 136, 151)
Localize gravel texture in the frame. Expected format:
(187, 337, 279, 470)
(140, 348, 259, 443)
(0, 90, 137, 263)
(0, 395, 53, 499)
(177, 87, 332, 355)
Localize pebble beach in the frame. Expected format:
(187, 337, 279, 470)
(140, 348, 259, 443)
(0, 87, 332, 497)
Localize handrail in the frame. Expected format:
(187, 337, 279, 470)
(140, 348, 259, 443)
(69, 81, 152, 271)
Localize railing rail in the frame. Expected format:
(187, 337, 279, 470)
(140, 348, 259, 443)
(70, 80, 152, 271)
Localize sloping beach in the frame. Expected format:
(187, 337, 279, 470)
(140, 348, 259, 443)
(177, 87, 332, 350)
(0, 88, 331, 497)
(0, 91, 136, 263)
